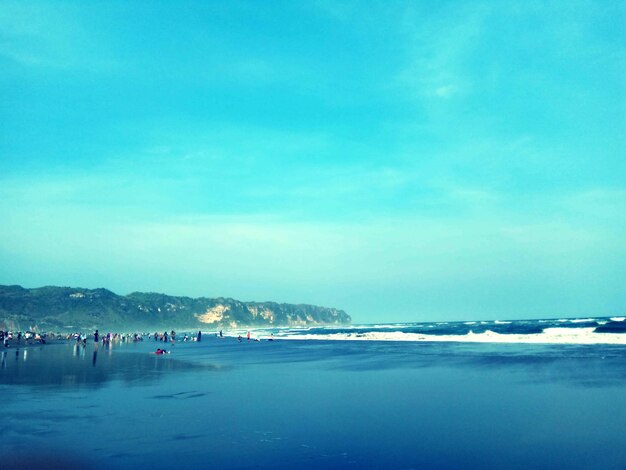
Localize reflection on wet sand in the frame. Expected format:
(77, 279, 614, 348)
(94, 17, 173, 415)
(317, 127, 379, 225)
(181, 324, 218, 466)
(0, 343, 225, 389)
(3, 339, 626, 392)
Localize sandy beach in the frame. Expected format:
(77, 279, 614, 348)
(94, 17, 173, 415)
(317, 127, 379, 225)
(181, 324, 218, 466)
(2, 336, 626, 469)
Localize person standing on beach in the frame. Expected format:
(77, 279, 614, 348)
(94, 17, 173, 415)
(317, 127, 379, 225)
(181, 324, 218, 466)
(94, 330, 99, 343)
(247, 331, 250, 341)
(197, 330, 202, 342)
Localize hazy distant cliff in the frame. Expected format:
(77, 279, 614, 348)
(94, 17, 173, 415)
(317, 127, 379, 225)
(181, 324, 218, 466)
(0, 285, 351, 332)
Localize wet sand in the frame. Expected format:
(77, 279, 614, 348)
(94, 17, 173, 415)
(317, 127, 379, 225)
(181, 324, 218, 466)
(1, 338, 626, 469)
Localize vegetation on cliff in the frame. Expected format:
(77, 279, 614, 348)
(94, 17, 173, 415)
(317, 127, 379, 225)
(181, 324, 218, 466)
(0, 285, 351, 332)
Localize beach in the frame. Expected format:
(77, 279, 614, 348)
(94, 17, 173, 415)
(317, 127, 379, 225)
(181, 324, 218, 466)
(1, 334, 626, 469)
(2, 2, 623, 468)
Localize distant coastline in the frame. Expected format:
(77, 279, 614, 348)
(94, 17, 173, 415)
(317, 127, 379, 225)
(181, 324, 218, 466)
(0, 284, 351, 332)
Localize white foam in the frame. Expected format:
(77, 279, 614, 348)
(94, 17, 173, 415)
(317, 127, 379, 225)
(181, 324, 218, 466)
(610, 317, 625, 322)
(554, 318, 597, 324)
(277, 327, 626, 345)
(494, 320, 512, 324)
(367, 324, 414, 329)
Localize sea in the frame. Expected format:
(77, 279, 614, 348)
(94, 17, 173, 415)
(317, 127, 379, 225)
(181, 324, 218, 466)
(261, 315, 626, 343)
(1, 315, 626, 469)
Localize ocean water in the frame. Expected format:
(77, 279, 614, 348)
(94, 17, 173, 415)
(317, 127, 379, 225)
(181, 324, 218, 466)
(1, 318, 626, 469)
(260, 316, 626, 344)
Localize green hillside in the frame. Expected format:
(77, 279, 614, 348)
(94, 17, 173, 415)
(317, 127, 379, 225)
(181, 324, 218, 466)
(0, 285, 351, 332)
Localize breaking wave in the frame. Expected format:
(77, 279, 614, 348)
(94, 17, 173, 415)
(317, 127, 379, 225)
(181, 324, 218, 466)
(269, 316, 626, 345)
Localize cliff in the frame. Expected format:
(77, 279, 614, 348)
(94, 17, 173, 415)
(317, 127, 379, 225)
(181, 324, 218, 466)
(0, 285, 351, 332)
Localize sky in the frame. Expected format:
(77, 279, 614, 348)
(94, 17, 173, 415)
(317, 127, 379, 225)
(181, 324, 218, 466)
(0, 1, 624, 323)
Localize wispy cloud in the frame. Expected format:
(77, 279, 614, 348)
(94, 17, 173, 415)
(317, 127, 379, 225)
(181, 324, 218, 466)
(2, 200, 623, 315)
(0, 1, 117, 71)
(396, 2, 489, 100)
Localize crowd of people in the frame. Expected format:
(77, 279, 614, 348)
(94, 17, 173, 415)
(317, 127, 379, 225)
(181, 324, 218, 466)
(66, 330, 145, 346)
(1, 330, 49, 347)
(0, 328, 272, 352)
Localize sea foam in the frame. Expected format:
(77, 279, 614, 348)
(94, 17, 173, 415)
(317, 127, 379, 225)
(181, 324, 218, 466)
(276, 326, 626, 345)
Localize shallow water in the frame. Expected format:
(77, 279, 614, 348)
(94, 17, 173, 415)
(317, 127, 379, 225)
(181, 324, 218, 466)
(1, 338, 626, 469)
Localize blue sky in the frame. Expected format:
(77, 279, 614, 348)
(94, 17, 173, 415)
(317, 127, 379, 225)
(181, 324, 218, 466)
(1, 1, 624, 322)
